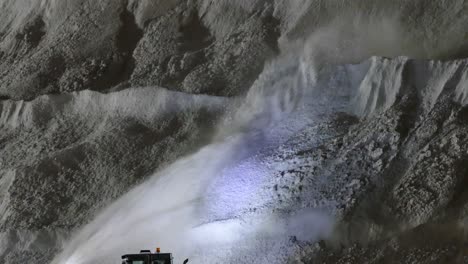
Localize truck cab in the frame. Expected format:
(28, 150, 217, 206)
(121, 249, 188, 264)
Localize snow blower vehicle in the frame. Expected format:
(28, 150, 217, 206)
(121, 248, 188, 264)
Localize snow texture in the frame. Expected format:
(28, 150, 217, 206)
(1, 1, 468, 264)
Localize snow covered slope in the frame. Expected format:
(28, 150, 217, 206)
(1, 1, 468, 264)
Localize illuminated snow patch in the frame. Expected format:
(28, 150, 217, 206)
(203, 156, 272, 220)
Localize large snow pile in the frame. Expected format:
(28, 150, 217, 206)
(1, 1, 468, 263)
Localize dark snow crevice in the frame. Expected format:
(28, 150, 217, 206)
(15, 16, 46, 50)
(91, 2, 144, 92)
(177, 9, 214, 54)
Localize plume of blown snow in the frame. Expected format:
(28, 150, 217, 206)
(51, 32, 342, 263)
